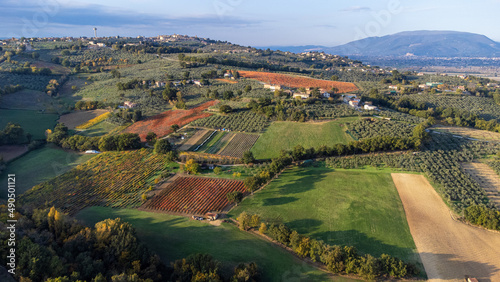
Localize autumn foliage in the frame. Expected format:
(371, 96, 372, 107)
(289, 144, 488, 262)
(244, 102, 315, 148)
(238, 70, 358, 93)
(123, 100, 218, 141)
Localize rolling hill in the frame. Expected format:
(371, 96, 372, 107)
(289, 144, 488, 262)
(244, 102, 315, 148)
(263, 30, 500, 57)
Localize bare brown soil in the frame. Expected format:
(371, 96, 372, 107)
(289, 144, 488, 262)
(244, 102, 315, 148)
(58, 109, 108, 129)
(462, 162, 500, 208)
(177, 129, 210, 151)
(392, 173, 500, 282)
(0, 145, 28, 162)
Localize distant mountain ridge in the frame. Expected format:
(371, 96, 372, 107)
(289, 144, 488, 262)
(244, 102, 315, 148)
(262, 31, 500, 58)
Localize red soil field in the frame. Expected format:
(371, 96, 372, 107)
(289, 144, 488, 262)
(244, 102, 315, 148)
(239, 70, 358, 93)
(144, 176, 246, 215)
(123, 100, 218, 142)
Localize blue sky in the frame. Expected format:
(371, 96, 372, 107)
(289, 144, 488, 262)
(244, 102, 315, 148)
(1, 0, 499, 46)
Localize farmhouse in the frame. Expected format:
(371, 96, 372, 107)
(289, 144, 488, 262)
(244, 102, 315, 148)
(322, 92, 331, 98)
(349, 99, 361, 108)
(193, 80, 202, 86)
(388, 85, 398, 90)
(155, 81, 166, 87)
(123, 101, 137, 108)
(293, 93, 311, 99)
(264, 84, 282, 91)
(364, 104, 377, 110)
(205, 212, 219, 221)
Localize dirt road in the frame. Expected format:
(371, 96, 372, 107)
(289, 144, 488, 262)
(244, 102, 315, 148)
(392, 173, 500, 282)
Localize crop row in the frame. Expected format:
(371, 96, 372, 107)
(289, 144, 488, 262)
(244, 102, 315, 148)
(404, 94, 500, 121)
(144, 176, 246, 215)
(326, 132, 500, 212)
(238, 70, 359, 93)
(346, 118, 416, 140)
(190, 111, 269, 132)
(20, 149, 169, 215)
(218, 133, 260, 158)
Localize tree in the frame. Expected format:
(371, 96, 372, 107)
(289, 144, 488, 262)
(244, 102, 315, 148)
(291, 145, 306, 161)
(184, 159, 201, 174)
(244, 176, 259, 194)
(244, 85, 252, 93)
(232, 262, 259, 282)
(98, 135, 117, 151)
(227, 191, 243, 206)
(154, 139, 172, 154)
(117, 133, 141, 151)
(241, 151, 255, 164)
(258, 223, 267, 234)
(250, 214, 261, 228)
(222, 90, 234, 100)
(111, 69, 121, 79)
(213, 167, 222, 175)
(237, 212, 251, 230)
(219, 105, 232, 114)
(146, 132, 157, 146)
(171, 124, 180, 133)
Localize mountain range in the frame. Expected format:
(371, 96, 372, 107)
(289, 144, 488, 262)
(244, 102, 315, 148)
(263, 31, 500, 58)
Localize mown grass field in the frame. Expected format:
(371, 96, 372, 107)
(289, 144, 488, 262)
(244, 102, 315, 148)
(229, 166, 419, 264)
(251, 118, 357, 159)
(76, 207, 359, 282)
(0, 144, 94, 199)
(0, 109, 58, 140)
(79, 120, 121, 137)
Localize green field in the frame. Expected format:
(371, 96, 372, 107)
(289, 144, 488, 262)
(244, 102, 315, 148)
(0, 144, 94, 199)
(251, 118, 357, 159)
(0, 109, 59, 139)
(77, 207, 359, 282)
(79, 120, 120, 137)
(230, 166, 419, 264)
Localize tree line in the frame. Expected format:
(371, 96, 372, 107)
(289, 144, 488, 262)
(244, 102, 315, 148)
(47, 123, 141, 152)
(0, 206, 260, 281)
(235, 212, 418, 280)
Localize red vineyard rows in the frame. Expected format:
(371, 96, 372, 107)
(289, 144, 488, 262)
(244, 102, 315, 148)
(145, 176, 246, 215)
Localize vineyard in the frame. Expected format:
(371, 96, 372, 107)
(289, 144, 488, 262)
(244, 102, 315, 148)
(143, 176, 246, 215)
(238, 70, 359, 93)
(187, 130, 260, 159)
(123, 100, 218, 141)
(403, 94, 500, 121)
(190, 111, 269, 132)
(346, 118, 416, 139)
(326, 132, 500, 212)
(218, 133, 260, 158)
(20, 149, 169, 215)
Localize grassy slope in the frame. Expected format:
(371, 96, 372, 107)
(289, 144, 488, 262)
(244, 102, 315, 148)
(77, 207, 359, 282)
(251, 118, 357, 159)
(79, 121, 120, 137)
(229, 166, 419, 263)
(0, 109, 58, 139)
(0, 144, 94, 199)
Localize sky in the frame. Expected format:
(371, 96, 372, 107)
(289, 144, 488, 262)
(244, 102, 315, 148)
(1, 0, 500, 46)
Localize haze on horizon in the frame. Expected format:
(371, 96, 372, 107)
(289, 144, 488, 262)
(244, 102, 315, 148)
(1, 0, 499, 47)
